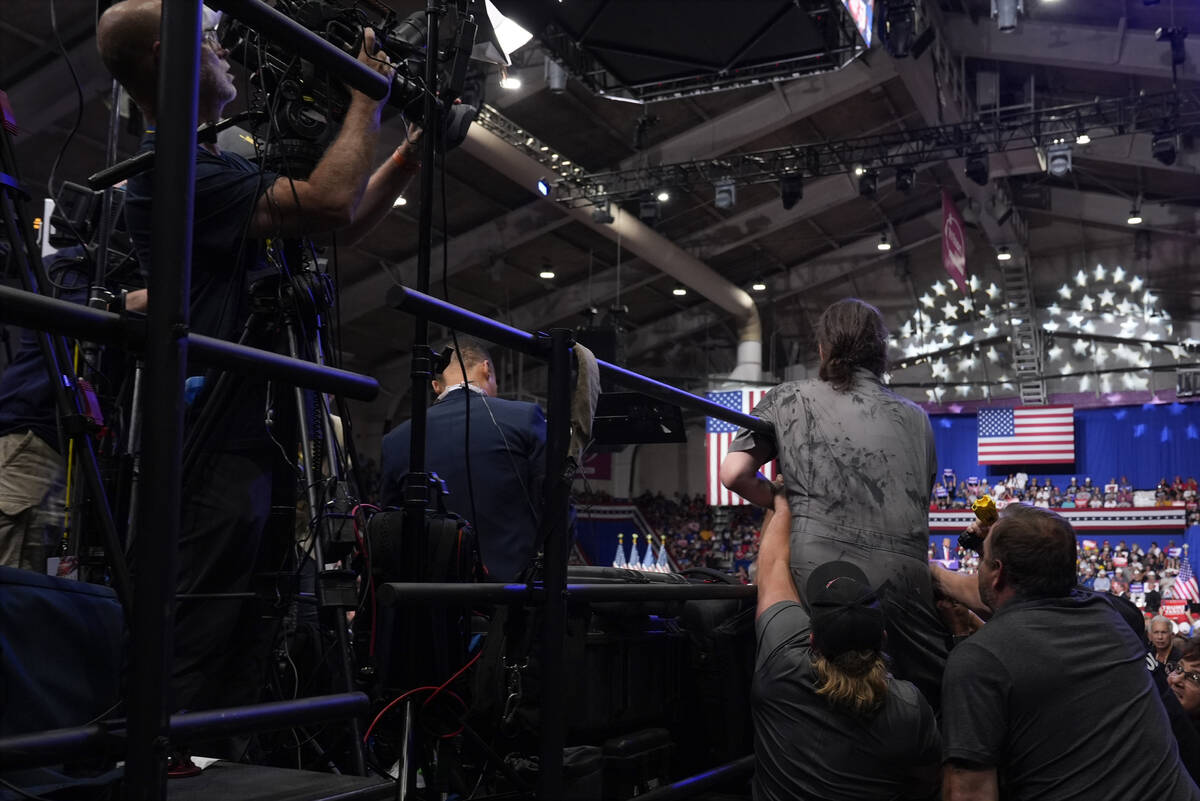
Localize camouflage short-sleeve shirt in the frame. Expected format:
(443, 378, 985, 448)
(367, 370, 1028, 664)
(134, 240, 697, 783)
(731, 369, 937, 562)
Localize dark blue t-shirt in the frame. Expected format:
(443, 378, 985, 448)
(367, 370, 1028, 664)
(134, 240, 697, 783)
(123, 134, 279, 449)
(0, 253, 90, 450)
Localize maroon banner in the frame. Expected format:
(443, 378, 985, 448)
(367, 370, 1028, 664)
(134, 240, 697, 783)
(582, 451, 612, 481)
(942, 188, 968, 294)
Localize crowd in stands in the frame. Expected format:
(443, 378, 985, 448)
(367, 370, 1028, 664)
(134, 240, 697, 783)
(932, 472, 1200, 525)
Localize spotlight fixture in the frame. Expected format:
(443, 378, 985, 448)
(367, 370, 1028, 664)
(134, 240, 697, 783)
(991, 0, 1024, 32)
(780, 174, 804, 210)
(751, 277, 767, 292)
(1155, 26, 1189, 67)
(1152, 130, 1178, 166)
(895, 167, 916, 193)
(656, 190, 671, 203)
(883, 0, 916, 58)
(714, 178, 737, 210)
(996, 246, 1012, 261)
(877, 231, 893, 252)
(499, 69, 522, 90)
(1127, 206, 1143, 225)
(591, 202, 614, 224)
(853, 165, 865, 177)
(1075, 130, 1091, 145)
(964, 147, 989, 187)
(536, 178, 552, 197)
(639, 198, 661, 227)
(1044, 142, 1072, 177)
(858, 169, 878, 197)
(672, 284, 687, 297)
(539, 269, 556, 280)
(392, 195, 407, 207)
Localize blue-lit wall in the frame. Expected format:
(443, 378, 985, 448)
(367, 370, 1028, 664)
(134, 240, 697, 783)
(930, 403, 1200, 488)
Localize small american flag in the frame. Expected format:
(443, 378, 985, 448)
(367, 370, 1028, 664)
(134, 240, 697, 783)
(1174, 555, 1200, 603)
(706, 389, 775, 506)
(977, 405, 1075, 464)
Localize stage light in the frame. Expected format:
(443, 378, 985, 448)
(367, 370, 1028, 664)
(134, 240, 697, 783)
(1076, 131, 1091, 145)
(877, 231, 893, 251)
(499, 71, 522, 90)
(539, 269, 556, 280)
(780, 174, 804, 210)
(714, 179, 737, 210)
(997, 246, 1012, 261)
(1127, 206, 1143, 225)
(751, 277, 767, 292)
(591, 202, 615, 224)
(1156, 26, 1189, 66)
(1152, 130, 1178, 166)
(536, 178, 551, 196)
(895, 167, 916, 193)
(656, 190, 671, 202)
(672, 284, 687, 297)
(883, 1, 916, 57)
(1045, 142, 1072, 177)
(992, 0, 1024, 32)
(392, 195, 407, 207)
(854, 165, 865, 177)
(858, 170, 878, 197)
(964, 147, 989, 186)
(639, 199, 661, 227)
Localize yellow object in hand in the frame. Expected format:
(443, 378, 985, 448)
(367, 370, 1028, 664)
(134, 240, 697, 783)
(972, 495, 998, 524)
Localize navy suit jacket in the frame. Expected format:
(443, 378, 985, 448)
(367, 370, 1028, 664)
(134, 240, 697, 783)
(380, 389, 546, 581)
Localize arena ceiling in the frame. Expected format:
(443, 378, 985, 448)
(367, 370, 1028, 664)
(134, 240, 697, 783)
(2, 0, 1199, 454)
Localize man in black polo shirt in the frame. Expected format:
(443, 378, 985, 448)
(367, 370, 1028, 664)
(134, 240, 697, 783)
(96, 0, 421, 726)
(752, 488, 940, 801)
(942, 506, 1200, 800)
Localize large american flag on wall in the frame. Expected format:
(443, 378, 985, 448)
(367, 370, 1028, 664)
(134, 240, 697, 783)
(977, 405, 1076, 464)
(706, 389, 776, 506)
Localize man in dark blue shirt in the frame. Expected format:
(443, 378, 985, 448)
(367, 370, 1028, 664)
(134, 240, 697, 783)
(380, 337, 546, 581)
(96, 0, 421, 726)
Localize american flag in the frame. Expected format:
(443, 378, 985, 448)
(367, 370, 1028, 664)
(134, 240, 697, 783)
(706, 389, 776, 506)
(1174, 555, 1200, 603)
(977, 405, 1075, 464)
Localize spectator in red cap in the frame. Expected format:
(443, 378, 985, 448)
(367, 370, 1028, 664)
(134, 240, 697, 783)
(751, 489, 940, 801)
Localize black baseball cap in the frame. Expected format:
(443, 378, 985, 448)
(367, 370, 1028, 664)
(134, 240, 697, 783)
(805, 561, 885, 658)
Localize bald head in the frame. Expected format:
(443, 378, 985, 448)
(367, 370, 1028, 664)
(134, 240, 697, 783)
(97, 0, 162, 113)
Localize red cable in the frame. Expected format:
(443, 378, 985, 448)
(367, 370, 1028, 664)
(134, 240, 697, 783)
(363, 649, 484, 743)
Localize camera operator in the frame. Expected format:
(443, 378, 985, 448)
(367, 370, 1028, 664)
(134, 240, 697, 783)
(96, 0, 421, 735)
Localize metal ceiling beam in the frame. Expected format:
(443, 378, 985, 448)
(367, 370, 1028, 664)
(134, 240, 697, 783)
(621, 58, 897, 169)
(1024, 187, 1200, 236)
(626, 210, 944, 359)
(943, 15, 1200, 83)
(1074, 133, 1200, 176)
(338, 201, 572, 320)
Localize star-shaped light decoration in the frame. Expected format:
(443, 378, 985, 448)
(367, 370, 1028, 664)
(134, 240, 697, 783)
(1072, 339, 1091, 356)
(1093, 264, 1107, 282)
(1080, 295, 1095, 312)
(920, 292, 935, 308)
(1074, 269, 1088, 287)
(969, 275, 981, 292)
(959, 297, 973, 313)
(932, 280, 947, 296)
(942, 301, 959, 320)
(983, 322, 999, 337)
(1067, 312, 1084, 328)
(1044, 321, 1060, 332)
(987, 283, 1000, 299)
(958, 332, 974, 345)
(958, 355, 976, 372)
(1047, 303, 1062, 317)
(1047, 345, 1064, 361)
(1057, 283, 1073, 300)
(1129, 275, 1144, 292)
(1112, 266, 1126, 283)
(1099, 288, 1116, 306)
(985, 346, 1000, 362)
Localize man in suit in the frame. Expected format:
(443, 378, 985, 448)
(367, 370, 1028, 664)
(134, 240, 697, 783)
(380, 337, 545, 581)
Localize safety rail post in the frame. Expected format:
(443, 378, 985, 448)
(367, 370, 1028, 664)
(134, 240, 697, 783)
(123, 0, 201, 795)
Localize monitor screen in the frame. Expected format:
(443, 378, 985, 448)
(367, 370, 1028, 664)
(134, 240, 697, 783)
(841, 0, 875, 48)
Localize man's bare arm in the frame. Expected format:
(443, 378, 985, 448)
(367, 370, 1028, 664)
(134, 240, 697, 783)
(756, 489, 798, 618)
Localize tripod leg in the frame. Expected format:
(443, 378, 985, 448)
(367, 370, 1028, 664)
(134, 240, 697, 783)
(284, 320, 366, 776)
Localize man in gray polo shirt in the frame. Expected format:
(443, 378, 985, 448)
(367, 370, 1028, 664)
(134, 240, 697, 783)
(942, 506, 1199, 800)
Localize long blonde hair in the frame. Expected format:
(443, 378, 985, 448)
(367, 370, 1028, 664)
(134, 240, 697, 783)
(812, 649, 889, 719)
